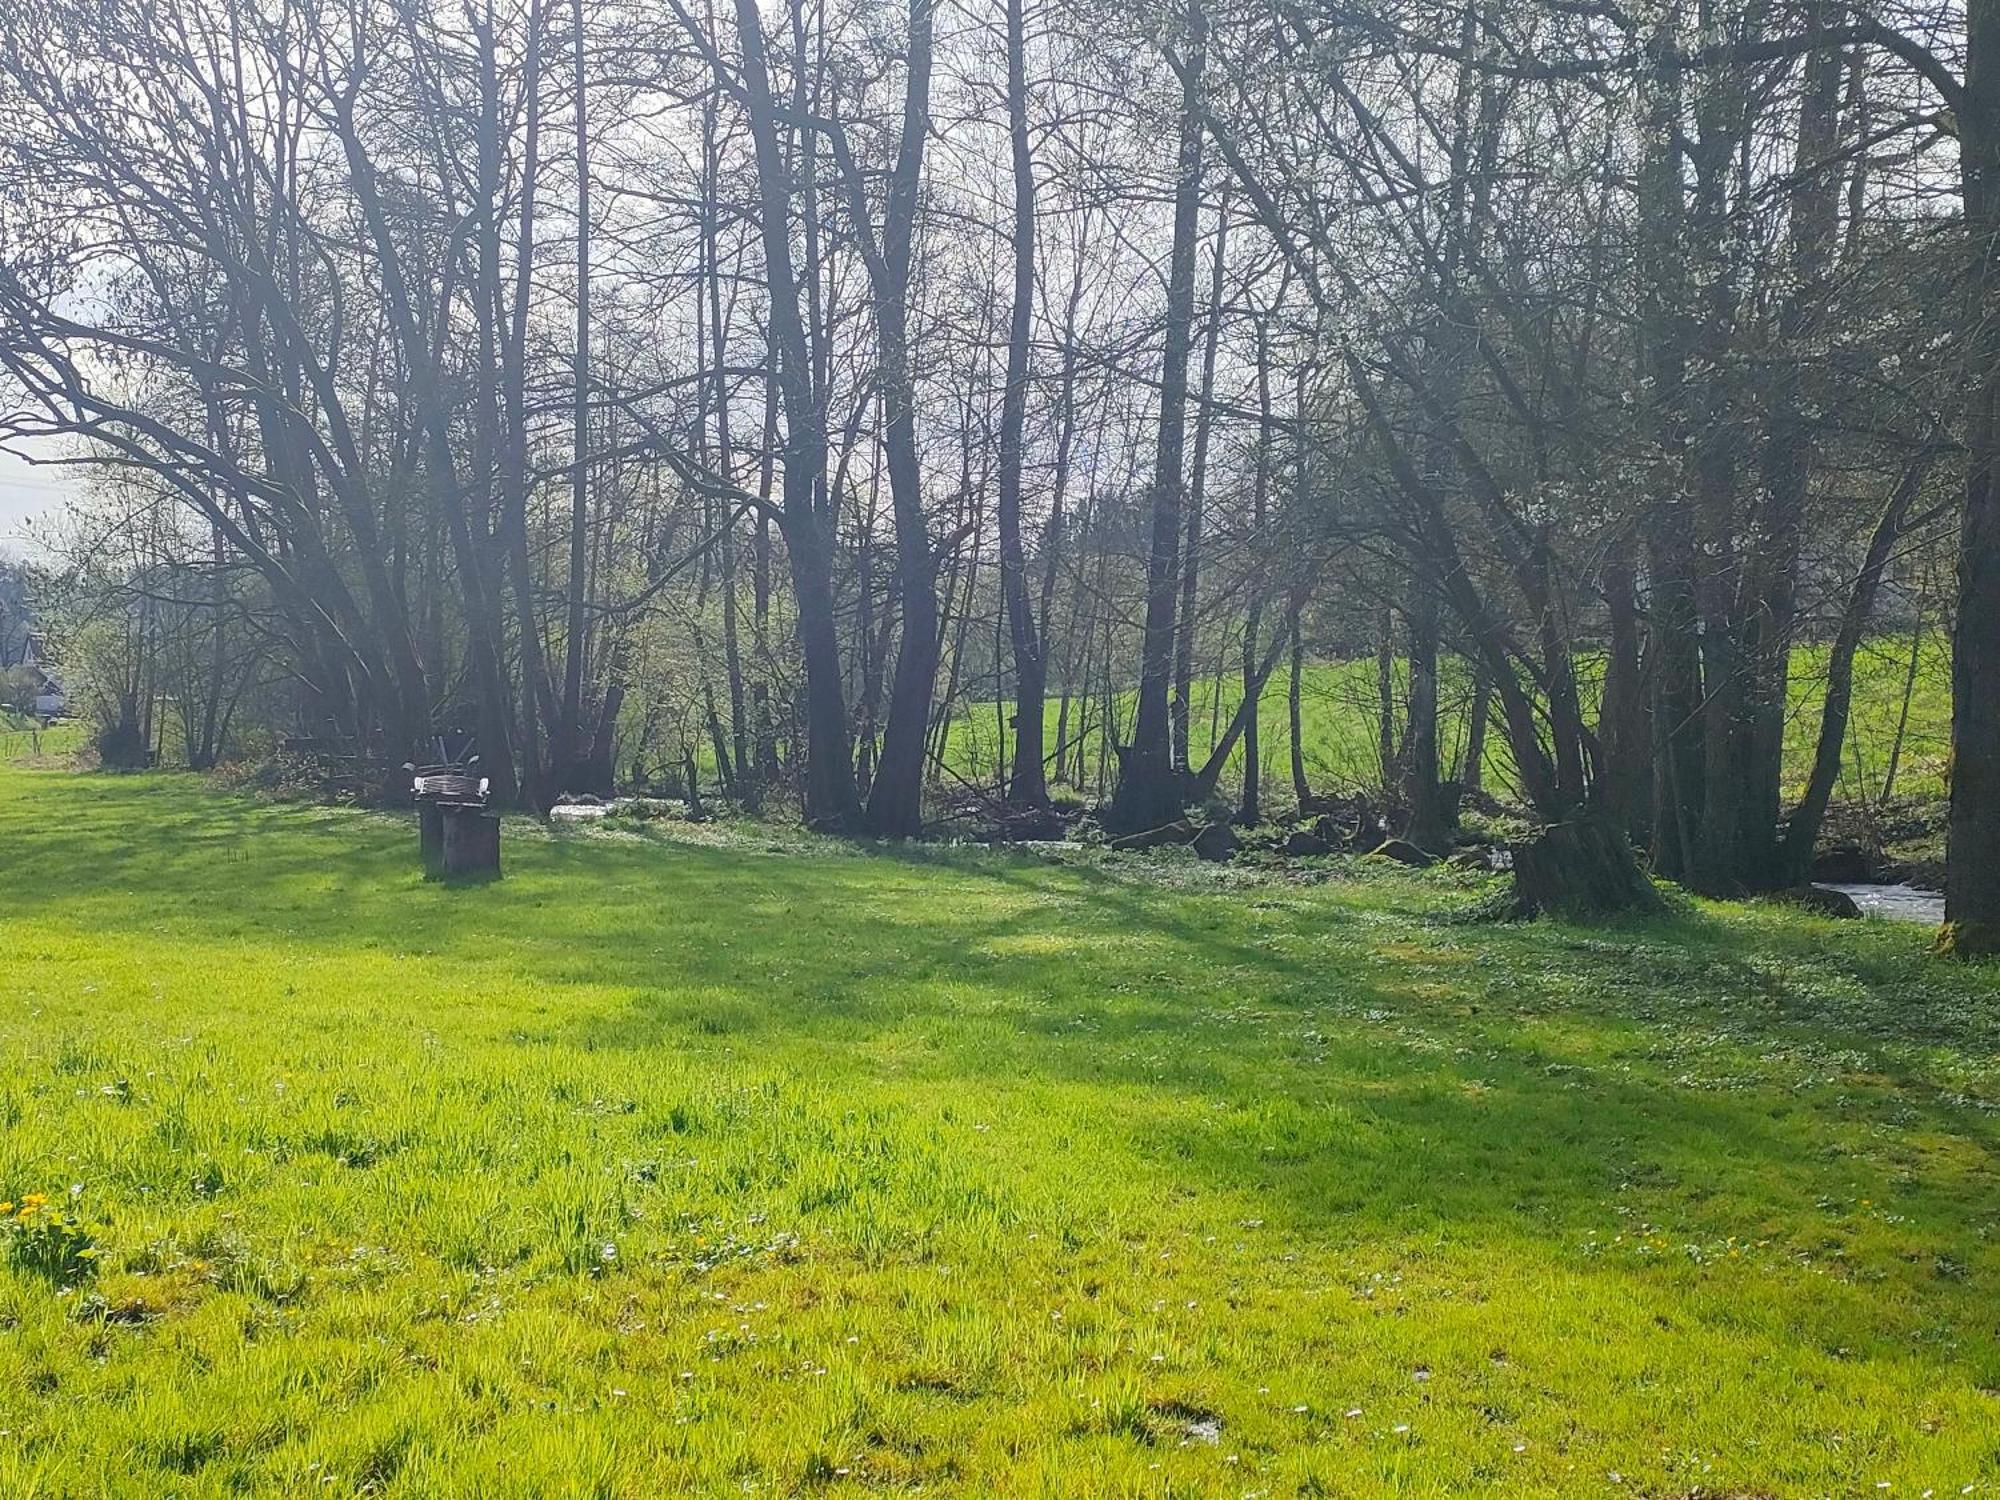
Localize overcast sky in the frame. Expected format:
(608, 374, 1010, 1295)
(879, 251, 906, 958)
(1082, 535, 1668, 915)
(0, 445, 75, 560)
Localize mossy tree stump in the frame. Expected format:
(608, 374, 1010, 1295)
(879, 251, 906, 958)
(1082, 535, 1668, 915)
(1510, 816, 1662, 918)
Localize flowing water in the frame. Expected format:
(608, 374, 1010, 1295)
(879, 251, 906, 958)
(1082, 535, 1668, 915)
(1821, 883, 1945, 926)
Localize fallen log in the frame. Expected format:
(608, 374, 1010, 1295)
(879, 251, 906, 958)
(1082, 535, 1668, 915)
(1109, 819, 1197, 853)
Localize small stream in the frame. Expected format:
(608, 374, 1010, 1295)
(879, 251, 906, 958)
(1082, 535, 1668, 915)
(1820, 883, 1945, 926)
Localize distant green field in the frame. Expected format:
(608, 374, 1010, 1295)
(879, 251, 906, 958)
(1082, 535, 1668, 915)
(945, 634, 1952, 809)
(2, 767, 1998, 1494)
(9, 631, 1951, 815)
(0, 716, 86, 765)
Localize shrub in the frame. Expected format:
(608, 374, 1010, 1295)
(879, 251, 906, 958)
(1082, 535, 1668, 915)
(95, 714, 150, 769)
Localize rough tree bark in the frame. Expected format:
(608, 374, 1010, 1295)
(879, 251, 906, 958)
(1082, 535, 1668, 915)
(554, 0, 594, 793)
(1173, 194, 1229, 774)
(1944, 0, 2000, 953)
(719, 0, 860, 828)
(1239, 311, 1274, 824)
(1106, 0, 1204, 833)
(996, 0, 1048, 810)
(855, 0, 941, 838)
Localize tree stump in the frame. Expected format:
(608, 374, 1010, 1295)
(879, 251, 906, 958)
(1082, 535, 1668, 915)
(1191, 822, 1239, 862)
(1510, 816, 1661, 918)
(441, 807, 502, 881)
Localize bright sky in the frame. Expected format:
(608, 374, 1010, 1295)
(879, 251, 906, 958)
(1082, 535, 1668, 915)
(0, 445, 76, 560)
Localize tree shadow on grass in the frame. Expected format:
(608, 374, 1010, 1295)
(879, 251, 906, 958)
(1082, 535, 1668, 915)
(6, 771, 1999, 1384)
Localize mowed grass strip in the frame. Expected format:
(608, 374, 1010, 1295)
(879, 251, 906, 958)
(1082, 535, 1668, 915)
(0, 767, 1996, 1496)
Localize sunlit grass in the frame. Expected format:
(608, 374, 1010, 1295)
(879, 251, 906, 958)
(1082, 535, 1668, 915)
(0, 717, 86, 765)
(944, 634, 1953, 808)
(0, 766, 1996, 1495)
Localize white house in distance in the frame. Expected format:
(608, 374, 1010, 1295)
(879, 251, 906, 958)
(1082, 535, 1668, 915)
(20, 632, 64, 717)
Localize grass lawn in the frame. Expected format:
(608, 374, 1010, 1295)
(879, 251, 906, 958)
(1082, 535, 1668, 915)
(1, 767, 1998, 1496)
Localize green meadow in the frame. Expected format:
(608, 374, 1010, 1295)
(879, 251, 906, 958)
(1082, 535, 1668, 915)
(1, 763, 1997, 1495)
(944, 635, 1953, 809)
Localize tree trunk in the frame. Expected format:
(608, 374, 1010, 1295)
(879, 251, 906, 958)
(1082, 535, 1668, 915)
(1943, 0, 2000, 954)
(1375, 601, 1397, 789)
(702, 71, 752, 789)
(1460, 668, 1489, 793)
(1106, 0, 1204, 833)
(782, 505, 861, 828)
(1288, 609, 1308, 807)
(1783, 445, 1935, 880)
(752, 362, 782, 793)
(1512, 815, 1664, 919)
(1239, 317, 1273, 824)
(1636, 29, 1702, 885)
(1173, 193, 1229, 773)
(1878, 589, 1928, 810)
(1404, 586, 1448, 850)
(729, 0, 858, 828)
(996, 0, 1047, 810)
(1598, 547, 1648, 842)
(860, 0, 941, 838)
(556, 0, 592, 791)
(1734, 21, 1841, 891)
(501, 0, 552, 806)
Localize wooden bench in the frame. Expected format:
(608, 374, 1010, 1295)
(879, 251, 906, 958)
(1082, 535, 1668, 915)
(412, 765, 499, 881)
